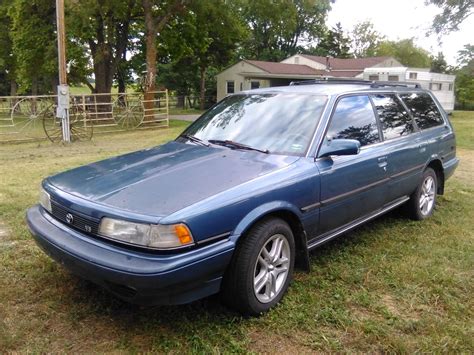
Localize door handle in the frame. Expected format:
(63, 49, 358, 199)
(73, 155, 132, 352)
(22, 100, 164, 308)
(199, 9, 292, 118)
(378, 156, 388, 169)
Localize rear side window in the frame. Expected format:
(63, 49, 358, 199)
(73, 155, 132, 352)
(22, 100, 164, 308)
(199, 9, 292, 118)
(327, 95, 380, 146)
(371, 94, 414, 140)
(399, 92, 444, 130)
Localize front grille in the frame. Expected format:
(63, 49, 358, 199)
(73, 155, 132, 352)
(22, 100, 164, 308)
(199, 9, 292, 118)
(50, 201, 100, 235)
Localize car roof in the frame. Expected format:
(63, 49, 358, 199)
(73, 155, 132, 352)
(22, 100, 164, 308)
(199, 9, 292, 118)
(240, 81, 427, 97)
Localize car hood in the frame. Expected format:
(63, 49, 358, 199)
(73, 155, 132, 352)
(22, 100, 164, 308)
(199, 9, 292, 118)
(46, 141, 299, 216)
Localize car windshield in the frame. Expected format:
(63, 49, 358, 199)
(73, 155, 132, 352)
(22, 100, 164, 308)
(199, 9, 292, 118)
(179, 93, 327, 156)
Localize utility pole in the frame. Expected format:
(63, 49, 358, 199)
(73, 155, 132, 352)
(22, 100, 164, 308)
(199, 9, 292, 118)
(56, 0, 70, 142)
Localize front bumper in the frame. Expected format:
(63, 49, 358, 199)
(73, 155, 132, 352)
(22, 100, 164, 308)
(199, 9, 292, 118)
(26, 205, 235, 305)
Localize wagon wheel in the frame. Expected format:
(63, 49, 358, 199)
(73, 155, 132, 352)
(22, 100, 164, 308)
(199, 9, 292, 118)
(11, 97, 54, 135)
(113, 94, 143, 129)
(43, 105, 93, 143)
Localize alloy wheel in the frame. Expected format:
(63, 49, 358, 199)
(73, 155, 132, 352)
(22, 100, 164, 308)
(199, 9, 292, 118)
(253, 234, 290, 303)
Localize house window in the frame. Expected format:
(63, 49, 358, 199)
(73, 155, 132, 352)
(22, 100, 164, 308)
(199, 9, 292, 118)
(368, 75, 379, 81)
(240, 82, 243, 91)
(448, 83, 453, 91)
(226, 81, 235, 94)
(409, 72, 417, 79)
(251, 81, 260, 90)
(388, 75, 399, 81)
(429, 83, 442, 91)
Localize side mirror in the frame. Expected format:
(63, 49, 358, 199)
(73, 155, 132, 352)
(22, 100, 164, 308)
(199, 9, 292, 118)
(318, 139, 361, 158)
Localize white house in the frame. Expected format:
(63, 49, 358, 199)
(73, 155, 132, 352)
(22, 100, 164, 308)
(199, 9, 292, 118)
(362, 67, 456, 112)
(216, 55, 455, 112)
(216, 55, 402, 101)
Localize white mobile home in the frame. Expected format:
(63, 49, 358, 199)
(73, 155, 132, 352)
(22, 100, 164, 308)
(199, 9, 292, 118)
(363, 67, 456, 112)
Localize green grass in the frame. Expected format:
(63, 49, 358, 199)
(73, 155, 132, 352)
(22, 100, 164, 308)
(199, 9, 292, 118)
(169, 108, 205, 115)
(451, 111, 474, 150)
(0, 113, 473, 352)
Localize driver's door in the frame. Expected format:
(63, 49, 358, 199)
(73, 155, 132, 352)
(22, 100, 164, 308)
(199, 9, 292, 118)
(313, 95, 389, 237)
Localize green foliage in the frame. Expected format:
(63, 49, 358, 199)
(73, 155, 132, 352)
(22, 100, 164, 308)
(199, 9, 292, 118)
(427, 0, 473, 35)
(430, 52, 448, 73)
(66, 0, 140, 93)
(351, 21, 384, 58)
(375, 39, 432, 67)
(309, 22, 351, 58)
(457, 43, 474, 67)
(236, 0, 332, 61)
(156, 0, 244, 105)
(454, 44, 474, 109)
(0, 1, 14, 95)
(8, 0, 57, 93)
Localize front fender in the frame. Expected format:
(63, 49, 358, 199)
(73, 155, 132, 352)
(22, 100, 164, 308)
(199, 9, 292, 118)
(230, 200, 303, 242)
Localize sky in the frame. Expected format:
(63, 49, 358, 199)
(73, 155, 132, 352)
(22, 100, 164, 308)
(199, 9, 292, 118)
(327, 0, 474, 66)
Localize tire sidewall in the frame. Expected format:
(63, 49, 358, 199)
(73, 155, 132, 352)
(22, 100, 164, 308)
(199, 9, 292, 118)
(415, 168, 437, 219)
(243, 220, 295, 314)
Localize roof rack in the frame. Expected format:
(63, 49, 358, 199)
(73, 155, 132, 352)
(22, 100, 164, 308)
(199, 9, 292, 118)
(289, 78, 421, 89)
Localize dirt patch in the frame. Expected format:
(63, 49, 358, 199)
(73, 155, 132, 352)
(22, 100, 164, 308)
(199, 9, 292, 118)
(454, 149, 474, 187)
(0, 221, 16, 248)
(380, 294, 420, 322)
(248, 329, 316, 354)
(0, 222, 9, 239)
(381, 295, 402, 317)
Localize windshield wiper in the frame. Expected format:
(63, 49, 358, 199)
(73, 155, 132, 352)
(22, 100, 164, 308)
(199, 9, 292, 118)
(180, 134, 210, 147)
(208, 139, 269, 154)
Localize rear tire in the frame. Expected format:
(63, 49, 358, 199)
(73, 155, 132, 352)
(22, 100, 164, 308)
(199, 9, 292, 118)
(221, 217, 295, 316)
(406, 167, 437, 220)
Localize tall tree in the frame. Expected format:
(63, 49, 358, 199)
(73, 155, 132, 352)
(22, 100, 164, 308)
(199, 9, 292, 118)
(457, 43, 474, 67)
(236, 0, 332, 61)
(0, 1, 15, 96)
(375, 39, 432, 67)
(430, 52, 448, 73)
(309, 22, 351, 58)
(427, 0, 473, 35)
(67, 0, 139, 94)
(183, 1, 243, 109)
(454, 44, 474, 109)
(351, 21, 384, 58)
(141, 0, 188, 101)
(9, 0, 58, 94)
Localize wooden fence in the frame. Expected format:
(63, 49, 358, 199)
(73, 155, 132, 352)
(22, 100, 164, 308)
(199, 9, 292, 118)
(0, 91, 169, 143)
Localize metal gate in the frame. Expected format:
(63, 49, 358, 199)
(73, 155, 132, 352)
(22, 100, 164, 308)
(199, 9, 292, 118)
(0, 90, 169, 143)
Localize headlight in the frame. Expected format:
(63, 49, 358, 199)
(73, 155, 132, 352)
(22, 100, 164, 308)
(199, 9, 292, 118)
(39, 188, 52, 213)
(98, 217, 194, 249)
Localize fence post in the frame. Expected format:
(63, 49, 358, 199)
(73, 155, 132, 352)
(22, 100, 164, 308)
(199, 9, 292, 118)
(166, 89, 169, 127)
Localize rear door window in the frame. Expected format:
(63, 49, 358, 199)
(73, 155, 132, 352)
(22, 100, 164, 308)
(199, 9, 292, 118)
(371, 94, 414, 140)
(399, 92, 444, 130)
(327, 95, 380, 147)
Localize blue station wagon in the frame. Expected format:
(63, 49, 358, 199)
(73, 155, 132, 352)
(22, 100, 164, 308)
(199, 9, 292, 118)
(27, 80, 459, 315)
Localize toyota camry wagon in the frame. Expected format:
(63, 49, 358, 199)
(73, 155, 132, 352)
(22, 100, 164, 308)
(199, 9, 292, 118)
(27, 80, 458, 315)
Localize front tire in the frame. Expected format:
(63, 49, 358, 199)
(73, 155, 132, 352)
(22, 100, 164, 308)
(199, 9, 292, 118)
(221, 217, 295, 316)
(406, 167, 437, 220)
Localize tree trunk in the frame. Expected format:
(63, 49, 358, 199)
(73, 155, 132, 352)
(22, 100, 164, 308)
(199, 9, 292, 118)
(141, 0, 188, 120)
(177, 95, 185, 109)
(92, 49, 114, 122)
(10, 80, 18, 110)
(118, 63, 127, 94)
(31, 76, 38, 114)
(10, 80, 17, 97)
(142, 0, 157, 119)
(199, 66, 206, 110)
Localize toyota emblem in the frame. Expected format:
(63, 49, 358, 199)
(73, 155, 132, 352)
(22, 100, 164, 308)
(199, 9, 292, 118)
(66, 213, 74, 224)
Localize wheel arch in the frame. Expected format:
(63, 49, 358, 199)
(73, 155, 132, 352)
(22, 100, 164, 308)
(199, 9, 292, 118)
(426, 159, 445, 194)
(232, 202, 310, 271)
